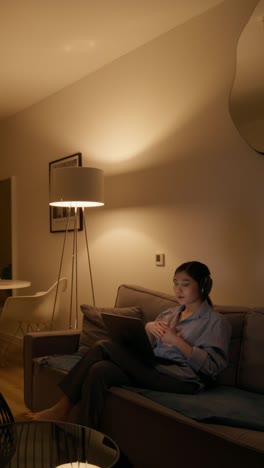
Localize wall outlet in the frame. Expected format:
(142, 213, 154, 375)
(155, 253, 165, 266)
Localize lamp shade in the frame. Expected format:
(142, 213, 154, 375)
(49, 167, 104, 207)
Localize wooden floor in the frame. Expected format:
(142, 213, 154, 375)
(0, 340, 29, 421)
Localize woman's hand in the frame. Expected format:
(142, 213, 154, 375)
(163, 327, 193, 357)
(145, 320, 193, 358)
(162, 327, 179, 345)
(145, 320, 169, 340)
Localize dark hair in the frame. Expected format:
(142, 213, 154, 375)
(175, 261, 213, 306)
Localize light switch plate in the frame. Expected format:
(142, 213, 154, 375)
(155, 253, 165, 266)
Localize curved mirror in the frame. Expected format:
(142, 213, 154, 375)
(229, 0, 264, 154)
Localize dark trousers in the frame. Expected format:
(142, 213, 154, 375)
(59, 340, 198, 429)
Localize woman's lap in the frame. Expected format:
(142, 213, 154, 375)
(59, 340, 197, 400)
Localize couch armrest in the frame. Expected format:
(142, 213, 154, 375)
(24, 330, 80, 410)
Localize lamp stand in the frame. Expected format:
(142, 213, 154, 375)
(52, 207, 95, 329)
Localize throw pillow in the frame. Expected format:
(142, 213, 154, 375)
(78, 304, 142, 354)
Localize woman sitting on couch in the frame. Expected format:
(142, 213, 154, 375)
(27, 261, 231, 429)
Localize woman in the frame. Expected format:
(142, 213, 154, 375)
(27, 261, 231, 429)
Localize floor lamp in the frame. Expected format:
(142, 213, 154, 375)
(49, 167, 104, 329)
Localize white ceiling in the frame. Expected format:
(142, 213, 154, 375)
(0, 0, 223, 121)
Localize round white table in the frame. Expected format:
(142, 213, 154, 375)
(0, 280, 31, 290)
(0, 421, 119, 467)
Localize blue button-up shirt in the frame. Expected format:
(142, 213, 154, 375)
(153, 301, 232, 388)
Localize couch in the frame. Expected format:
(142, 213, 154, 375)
(24, 284, 264, 468)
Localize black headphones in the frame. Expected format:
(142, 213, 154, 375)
(199, 275, 213, 300)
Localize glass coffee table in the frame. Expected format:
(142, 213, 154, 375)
(0, 420, 119, 467)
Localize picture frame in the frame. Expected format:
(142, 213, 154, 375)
(49, 152, 83, 233)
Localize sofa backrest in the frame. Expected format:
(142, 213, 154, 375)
(237, 309, 264, 394)
(115, 284, 179, 323)
(115, 284, 263, 391)
(213, 307, 249, 386)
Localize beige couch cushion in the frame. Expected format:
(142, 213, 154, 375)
(78, 304, 142, 354)
(238, 310, 264, 393)
(115, 284, 179, 323)
(214, 309, 248, 386)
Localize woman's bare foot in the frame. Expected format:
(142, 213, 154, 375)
(25, 396, 73, 422)
(26, 408, 65, 421)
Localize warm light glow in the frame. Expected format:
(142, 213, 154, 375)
(56, 463, 101, 468)
(50, 201, 104, 207)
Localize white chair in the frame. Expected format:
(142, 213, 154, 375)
(0, 278, 67, 363)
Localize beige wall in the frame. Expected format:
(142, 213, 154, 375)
(0, 0, 263, 332)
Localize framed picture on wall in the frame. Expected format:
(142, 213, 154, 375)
(49, 152, 83, 233)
